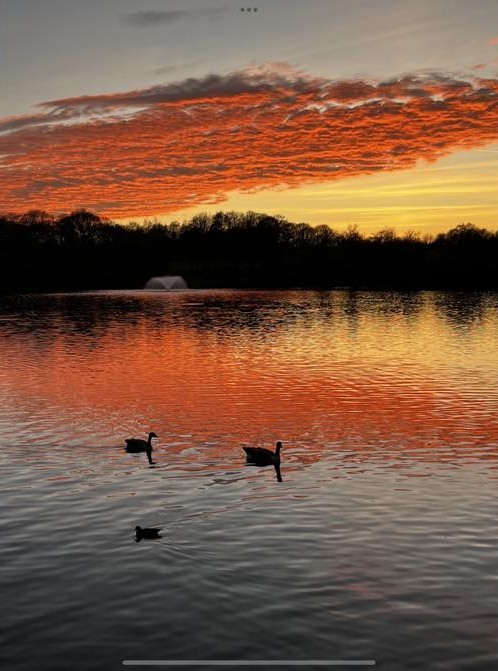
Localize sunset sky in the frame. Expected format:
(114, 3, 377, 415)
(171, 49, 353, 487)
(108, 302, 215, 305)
(1, 0, 497, 233)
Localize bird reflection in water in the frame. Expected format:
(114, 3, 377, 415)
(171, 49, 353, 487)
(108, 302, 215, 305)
(243, 441, 283, 482)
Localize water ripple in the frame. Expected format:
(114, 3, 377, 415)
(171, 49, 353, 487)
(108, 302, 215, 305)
(1, 291, 497, 671)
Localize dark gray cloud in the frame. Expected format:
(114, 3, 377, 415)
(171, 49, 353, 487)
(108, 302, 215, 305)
(35, 69, 318, 116)
(122, 6, 225, 27)
(0, 66, 490, 140)
(123, 10, 191, 26)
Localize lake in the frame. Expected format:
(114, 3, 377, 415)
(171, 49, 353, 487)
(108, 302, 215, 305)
(1, 290, 497, 671)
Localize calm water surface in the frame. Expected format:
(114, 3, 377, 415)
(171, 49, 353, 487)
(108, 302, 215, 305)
(1, 290, 497, 671)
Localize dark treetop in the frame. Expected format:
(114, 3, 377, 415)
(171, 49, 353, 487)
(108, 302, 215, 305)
(1, 209, 497, 291)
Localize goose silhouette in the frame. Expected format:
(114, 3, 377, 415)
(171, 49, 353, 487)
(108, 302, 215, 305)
(125, 432, 157, 452)
(125, 432, 157, 464)
(243, 441, 282, 466)
(135, 525, 162, 542)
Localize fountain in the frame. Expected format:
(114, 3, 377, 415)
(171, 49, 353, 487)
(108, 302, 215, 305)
(144, 275, 188, 290)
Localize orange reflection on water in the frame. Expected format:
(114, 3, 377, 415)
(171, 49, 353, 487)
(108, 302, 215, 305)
(1, 295, 497, 468)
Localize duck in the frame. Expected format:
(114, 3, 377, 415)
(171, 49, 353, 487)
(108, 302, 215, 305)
(243, 441, 282, 466)
(125, 432, 157, 453)
(135, 525, 162, 541)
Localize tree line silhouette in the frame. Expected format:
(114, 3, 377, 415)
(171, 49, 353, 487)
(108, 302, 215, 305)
(0, 208, 497, 291)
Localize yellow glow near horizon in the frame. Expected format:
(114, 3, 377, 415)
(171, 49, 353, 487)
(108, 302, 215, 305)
(135, 147, 497, 235)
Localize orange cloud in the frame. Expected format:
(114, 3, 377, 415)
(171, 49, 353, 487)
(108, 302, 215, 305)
(0, 67, 497, 218)
(490, 36, 498, 46)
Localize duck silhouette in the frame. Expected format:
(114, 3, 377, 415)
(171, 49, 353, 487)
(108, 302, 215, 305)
(243, 441, 282, 466)
(135, 525, 162, 542)
(125, 432, 157, 464)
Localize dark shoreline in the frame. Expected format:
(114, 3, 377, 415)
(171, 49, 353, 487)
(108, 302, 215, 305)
(1, 209, 497, 292)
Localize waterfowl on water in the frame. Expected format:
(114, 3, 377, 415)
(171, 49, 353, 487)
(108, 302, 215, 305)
(135, 525, 162, 541)
(125, 432, 158, 452)
(243, 441, 282, 466)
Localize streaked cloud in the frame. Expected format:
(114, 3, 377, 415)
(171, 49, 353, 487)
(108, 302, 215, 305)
(0, 65, 497, 218)
(122, 6, 226, 27)
(154, 60, 202, 76)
